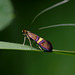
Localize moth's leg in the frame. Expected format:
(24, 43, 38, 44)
(27, 35, 32, 49)
(23, 36, 26, 46)
(37, 44, 43, 51)
(39, 46, 43, 51)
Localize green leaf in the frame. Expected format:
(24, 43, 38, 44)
(53, 49, 75, 56)
(0, 41, 40, 52)
(0, 0, 14, 31)
(0, 41, 75, 56)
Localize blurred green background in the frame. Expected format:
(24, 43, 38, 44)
(0, 0, 75, 75)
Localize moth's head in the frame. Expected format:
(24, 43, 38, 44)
(22, 29, 27, 34)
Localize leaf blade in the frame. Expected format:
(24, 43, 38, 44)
(0, 41, 40, 52)
(0, 41, 75, 56)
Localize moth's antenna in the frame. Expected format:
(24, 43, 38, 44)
(38, 24, 75, 30)
(31, 0, 69, 24)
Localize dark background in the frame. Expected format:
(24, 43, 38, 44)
(0, 0, 75, 75)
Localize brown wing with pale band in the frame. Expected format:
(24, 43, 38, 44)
(39, 40, 53, 52)
(27, 31, 37, 41)
(27, 31, 52, 52)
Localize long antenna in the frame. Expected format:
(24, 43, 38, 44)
(38, 24, 75, 30)
(31, 0, 69, 24)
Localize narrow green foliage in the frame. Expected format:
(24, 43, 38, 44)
(0, 41, 75, 56)
(53, 49, 75, 56)
(0, 41, 40, 52)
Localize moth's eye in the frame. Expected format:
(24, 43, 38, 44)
(24, 32, 25, 34)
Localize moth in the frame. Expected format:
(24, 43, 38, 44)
(22, 29, 53, 52)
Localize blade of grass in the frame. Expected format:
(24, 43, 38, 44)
(53, 49, 75, 56)
(0, 41, 41, 52)
(0, 41, 75, 56)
